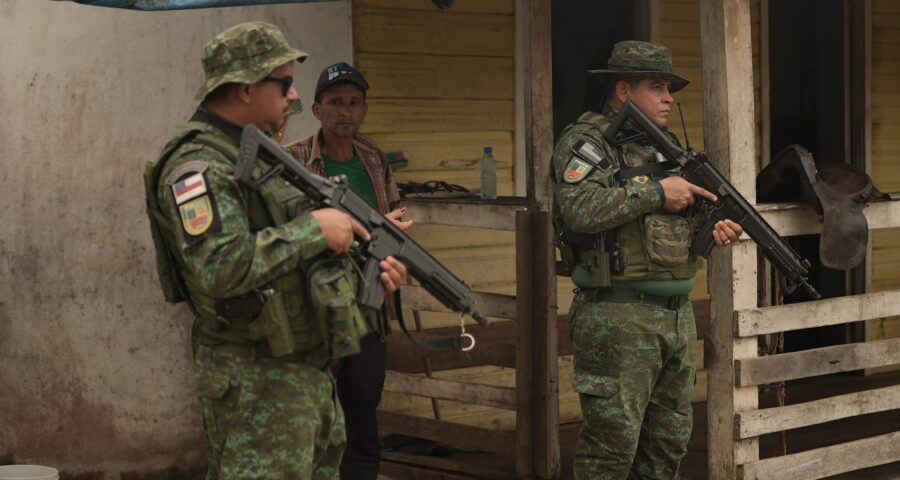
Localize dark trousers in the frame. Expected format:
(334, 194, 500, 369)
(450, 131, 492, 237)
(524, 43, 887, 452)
(331, 333, 387, 480)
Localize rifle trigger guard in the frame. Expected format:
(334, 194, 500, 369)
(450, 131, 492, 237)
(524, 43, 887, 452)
(460, 333, 475, 352)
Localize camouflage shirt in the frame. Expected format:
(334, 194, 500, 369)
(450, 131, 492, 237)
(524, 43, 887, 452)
(552, 106, 701, 282)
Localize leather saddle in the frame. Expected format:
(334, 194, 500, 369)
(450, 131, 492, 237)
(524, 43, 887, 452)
(756, 144, 890, 270)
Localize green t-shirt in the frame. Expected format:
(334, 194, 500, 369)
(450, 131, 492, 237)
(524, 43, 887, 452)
(322, 152, 378, 209)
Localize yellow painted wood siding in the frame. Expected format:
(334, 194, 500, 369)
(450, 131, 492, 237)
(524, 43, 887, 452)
(870, 0, 900, 359)
(354, 0, 522, 427)
(353, 0, 518, 325)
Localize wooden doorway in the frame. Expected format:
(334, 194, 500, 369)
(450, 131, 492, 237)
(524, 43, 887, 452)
(768, 0, 866, 351)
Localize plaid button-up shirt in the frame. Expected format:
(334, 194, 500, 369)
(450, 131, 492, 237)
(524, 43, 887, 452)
(286, 129, 401, 215)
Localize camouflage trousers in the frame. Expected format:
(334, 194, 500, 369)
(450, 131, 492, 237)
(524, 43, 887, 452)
(570, 293, 696, 480)
(193, 344, 346, 480)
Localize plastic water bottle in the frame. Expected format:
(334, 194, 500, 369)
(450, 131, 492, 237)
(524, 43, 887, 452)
(480, 146, 497, 199)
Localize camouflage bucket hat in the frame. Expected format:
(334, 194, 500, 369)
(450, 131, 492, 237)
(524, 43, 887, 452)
(195, 21, 308, 100)
(587, 40, 689, 93)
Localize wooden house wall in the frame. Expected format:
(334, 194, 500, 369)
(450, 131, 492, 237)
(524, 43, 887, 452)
(353, 0, 524, 428)
(870, 0, 900, 359)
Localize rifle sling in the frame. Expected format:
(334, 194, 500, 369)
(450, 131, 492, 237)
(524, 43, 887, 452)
(614, 160, 678, 181)
(394, 291, 471, 351)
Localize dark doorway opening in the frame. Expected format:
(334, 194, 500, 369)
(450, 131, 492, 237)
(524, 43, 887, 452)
(551, 1, 634, 138)
(768, 0, 858, 352)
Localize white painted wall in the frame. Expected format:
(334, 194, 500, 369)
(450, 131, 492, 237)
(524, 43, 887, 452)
(0, 1, 350, 475)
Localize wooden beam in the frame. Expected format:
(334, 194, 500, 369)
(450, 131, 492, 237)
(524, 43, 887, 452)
(383, 371, 517, 410)
(737, 431, 900, 480)
(399, 285, 517, 320)
(734, 289, 900, 336)
(699, 0, 761, 478)
(515, 210, 535, 477)
(378, 462, 476, 480)
(522, 0, 553, 211)
(735, 337, 900, 387)
(735, 383, 900, 438)
(515, 210, 560, 477)
(532, 210, 559, 477)
(381, 451, 516, 480)
(378, 411, 516, 454)
(400, 198, 527, 231)
(758, 199, 900, 237)
(386, 332, 517, 372)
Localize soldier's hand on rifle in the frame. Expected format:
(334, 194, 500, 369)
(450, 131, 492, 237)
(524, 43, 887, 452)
(712, 219, 743, 247)
(379, 256, 407, 295)
(311, 208, 370, 254)
(659, 176, 718, 212)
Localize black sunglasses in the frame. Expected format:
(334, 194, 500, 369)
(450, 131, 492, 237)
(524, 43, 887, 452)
(260, 75, 294, 96)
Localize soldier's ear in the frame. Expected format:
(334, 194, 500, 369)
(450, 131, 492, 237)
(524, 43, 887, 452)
(237, 83, 254, 104)
(615, 79, 630, 104)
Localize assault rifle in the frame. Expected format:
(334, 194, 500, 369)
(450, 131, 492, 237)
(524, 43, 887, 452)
(236, 125, 489, 335)
(603, 100, 821, 299)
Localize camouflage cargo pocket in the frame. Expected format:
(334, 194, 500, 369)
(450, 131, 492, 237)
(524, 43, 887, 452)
(307, 255, 366, 360)
(642, 213, 692, 267)
(573, 371, 619, 398)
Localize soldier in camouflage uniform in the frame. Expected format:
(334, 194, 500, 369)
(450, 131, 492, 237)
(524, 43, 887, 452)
(551, 41, 743, 479)
(143, 22, 407, 479)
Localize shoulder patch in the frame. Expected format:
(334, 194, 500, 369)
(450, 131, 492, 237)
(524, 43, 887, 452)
(563, 157, 594, 184)
(166, 160, 221, 244)
(179, 196, 215, 237)
(572, 140, 612, 170)
(166, 160, 210, 205)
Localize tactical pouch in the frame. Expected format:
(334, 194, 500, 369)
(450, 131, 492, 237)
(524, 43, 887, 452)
(307, 256, 366, 360)
(247, 291, 296, 357)
(573, 250, 611, 288)
(642, 213, 692, 267)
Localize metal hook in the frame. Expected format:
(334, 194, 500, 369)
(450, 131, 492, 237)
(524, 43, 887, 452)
(460, 333, 475, 352)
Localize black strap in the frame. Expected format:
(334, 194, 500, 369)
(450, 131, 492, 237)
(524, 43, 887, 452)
(614, 160, 678, 181)
(394, 290, 473, 351)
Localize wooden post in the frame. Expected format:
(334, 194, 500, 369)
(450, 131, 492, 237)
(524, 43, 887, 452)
(515, 211, 536, 478)
(698, 0, 760, 478)
(519, 0, 559, 477)
(522, 0, 554, 213)
(515, 210, 559, 479)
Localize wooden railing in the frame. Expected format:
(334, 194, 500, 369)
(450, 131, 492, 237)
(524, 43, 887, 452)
(726, 201, 900, 480)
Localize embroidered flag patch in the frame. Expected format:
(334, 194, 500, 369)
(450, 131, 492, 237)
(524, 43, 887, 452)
(564, 157, 593, 183)
(172, 173, 207, 205)
(572, 140, 612, 170)
(179, 196, 214, 236)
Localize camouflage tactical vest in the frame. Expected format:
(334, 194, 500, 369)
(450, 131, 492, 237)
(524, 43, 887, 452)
(556, 111, 701, 287)
(144, 121, 372, 364)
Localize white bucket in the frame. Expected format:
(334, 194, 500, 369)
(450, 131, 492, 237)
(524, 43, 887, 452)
(0, 465, 59, 480)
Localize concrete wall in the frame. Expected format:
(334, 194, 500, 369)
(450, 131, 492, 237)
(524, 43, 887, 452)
(0, 1, 350, 476)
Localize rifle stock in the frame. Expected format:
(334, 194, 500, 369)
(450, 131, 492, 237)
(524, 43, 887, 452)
(237, 124, 489, 326)
(604, 100, 821, 299)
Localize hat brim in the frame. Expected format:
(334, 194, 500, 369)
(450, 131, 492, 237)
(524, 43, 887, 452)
(586, 69, 690, 93)
(194, 47, 308, 101)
